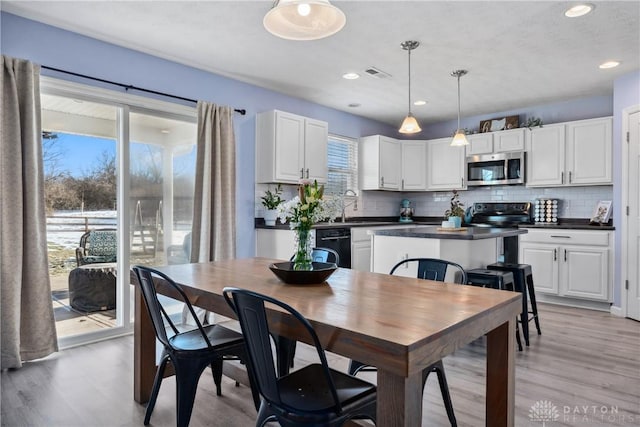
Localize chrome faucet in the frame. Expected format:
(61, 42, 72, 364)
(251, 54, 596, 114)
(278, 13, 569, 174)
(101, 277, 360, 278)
(341, 189, 358, 222)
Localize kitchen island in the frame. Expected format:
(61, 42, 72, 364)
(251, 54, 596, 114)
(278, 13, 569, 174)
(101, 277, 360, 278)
(371, 226, 528, 276)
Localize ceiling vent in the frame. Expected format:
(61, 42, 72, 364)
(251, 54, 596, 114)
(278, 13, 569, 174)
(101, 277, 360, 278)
(364, 67, 392, 79)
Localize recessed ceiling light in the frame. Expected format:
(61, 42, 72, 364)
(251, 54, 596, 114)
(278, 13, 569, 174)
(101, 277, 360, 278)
(413, 100, 427, 106)
(564, 4, 594, 18)
(599, 61, 620, 69)
(348, 103, 361, 108)
(160, 129, 170, 134)
(342, 73, 360, 80)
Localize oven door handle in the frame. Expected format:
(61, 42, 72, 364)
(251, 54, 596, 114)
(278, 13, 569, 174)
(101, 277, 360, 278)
(319, 236, 350, 241)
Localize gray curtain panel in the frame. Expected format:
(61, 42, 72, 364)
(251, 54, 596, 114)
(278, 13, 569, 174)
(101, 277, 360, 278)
(1, 55, 58, 369)
(182, 102, 236, 325)
(190, 101, 237, 263)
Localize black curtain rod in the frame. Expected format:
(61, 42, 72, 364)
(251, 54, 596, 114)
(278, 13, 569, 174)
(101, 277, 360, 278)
(41, 65, 246, 115)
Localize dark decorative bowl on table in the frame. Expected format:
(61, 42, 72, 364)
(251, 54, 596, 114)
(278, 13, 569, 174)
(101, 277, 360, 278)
(269, 262, 338, 284)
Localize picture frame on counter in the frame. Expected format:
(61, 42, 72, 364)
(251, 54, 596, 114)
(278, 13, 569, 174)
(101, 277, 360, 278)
(479, 115, 519, 133)
(590, 200, 612, 225)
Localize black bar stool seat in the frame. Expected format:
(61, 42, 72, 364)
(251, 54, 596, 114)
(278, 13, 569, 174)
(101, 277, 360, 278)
(466, 269, 523, 351)
(487, 262, 541, 347)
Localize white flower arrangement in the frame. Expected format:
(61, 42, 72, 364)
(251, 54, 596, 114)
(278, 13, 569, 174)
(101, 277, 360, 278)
(276, 179, 339, 229)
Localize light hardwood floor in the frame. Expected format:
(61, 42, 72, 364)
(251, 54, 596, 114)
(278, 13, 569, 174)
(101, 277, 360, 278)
(2, 303, 639, 426)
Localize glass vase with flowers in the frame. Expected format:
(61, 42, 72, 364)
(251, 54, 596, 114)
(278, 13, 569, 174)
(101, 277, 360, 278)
(277, 179, 335, 270)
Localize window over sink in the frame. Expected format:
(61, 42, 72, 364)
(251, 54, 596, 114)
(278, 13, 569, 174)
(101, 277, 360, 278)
(326, 135, 358, 196)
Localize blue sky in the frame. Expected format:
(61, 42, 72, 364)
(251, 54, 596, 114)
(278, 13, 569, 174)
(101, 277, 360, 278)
(45, 133, 195, 178)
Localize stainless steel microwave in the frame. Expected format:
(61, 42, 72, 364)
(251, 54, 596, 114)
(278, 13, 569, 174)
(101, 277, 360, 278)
(466, 152, 525, 186)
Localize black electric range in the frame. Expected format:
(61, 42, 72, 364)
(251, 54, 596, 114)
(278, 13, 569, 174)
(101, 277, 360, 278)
(467, 202, 533, 228)
(467, 202, 533, 263)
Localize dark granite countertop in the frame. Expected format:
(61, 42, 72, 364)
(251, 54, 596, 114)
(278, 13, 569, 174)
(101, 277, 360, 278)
(255, 217, 614, 231)
(255, 216, 441, 230)
(371, 226, 528, 240)
(520, 218, 614, 231)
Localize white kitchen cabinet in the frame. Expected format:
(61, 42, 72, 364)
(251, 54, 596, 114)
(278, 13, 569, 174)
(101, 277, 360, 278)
(359, 135, 401, 190)
(256, 110, 328, 184)
(519, 229, 612, 304)
(466, 133, 493, 155)
(255, 228, 316, 261)
(426, 137, 466, 190)
(526, 124, 565, 186)
(351, 224, 421, 272)
(359, 136, 427, 191)
(526, 117, 612, 187)
(565, 117, 612, 185)
(401, 140, 427, 190)
(466, 128, 525, 155)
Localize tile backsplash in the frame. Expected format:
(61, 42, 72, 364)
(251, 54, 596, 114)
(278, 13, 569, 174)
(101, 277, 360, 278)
(359, 185, 614, 219)
(256, 183, 614, 221)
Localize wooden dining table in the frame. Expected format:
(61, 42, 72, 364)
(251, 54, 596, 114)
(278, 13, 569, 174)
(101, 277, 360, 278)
(133, 257, 521, 427)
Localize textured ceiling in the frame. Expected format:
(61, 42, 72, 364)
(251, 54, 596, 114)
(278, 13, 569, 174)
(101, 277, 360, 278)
(3, 1, 639, 127)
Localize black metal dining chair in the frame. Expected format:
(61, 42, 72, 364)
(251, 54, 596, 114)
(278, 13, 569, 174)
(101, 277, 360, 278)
(133, 266, 256, 427)
(223, 287, 377, 427)
(283, 246, 340, 371)
(348, 257, 466, 427)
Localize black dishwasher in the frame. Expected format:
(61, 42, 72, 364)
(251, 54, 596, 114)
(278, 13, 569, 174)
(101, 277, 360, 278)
(315, 227, 351, 268)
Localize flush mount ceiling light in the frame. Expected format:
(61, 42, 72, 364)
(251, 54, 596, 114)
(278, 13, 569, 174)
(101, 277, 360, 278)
(399, 40, 421, 134)
(342, 72, 360, 80)
(450, 69, 469, 147)
(263, 0, 346, 41)
(564, 3, 594, 17)
(599, 60, 620, 69)
(414, 100, 427, 106)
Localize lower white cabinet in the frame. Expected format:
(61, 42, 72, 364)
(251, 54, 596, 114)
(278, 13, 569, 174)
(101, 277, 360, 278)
(519, 229, 612, 303)
(350, 225, 417, 272)
(256, 228, 315, 261)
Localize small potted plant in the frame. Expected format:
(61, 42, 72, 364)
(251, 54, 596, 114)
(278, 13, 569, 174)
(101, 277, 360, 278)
(444, 190, 465, 228)
(261, 184, 283, 226)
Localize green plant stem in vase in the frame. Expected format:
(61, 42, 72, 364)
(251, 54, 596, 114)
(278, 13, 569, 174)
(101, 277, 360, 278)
(292, 225, 313, 271)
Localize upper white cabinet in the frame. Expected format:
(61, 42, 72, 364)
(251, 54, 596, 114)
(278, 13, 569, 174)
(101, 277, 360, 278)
(526, 117, 612, 187)
(566, 118, 613, 185)
(426, 137, 467, 190)
(400, 140, 427, 190)
(359, 136, 427, 191)
(359, 135, 402, 190)
(256, 110, 328, 184)
(466, 128, 525, 155)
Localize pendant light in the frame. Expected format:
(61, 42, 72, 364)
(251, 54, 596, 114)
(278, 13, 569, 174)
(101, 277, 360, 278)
(450, 69, 469, 146)
(399, 40, 421, 134)
(263, 0, 346, 41)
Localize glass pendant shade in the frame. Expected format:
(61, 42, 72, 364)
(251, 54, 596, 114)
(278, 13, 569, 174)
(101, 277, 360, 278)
(450, 130, 469, 146)
(399, 113, 421, 134)
(264, 0, 346, 40)
(450, 69, 469, 146)
(398, 41, 421, 134)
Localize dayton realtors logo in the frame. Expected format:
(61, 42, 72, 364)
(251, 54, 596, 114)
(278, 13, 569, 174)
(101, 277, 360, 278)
(529, 400, 560, 426)
(529, 400, 637, 424)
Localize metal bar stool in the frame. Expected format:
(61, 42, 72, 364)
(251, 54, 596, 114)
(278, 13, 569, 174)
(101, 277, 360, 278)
(487, 262, 541, 347)
(465, 269, 523, 351)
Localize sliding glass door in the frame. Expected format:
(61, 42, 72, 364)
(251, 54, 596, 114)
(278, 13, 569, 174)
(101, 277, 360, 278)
(41, 79, 196, 347)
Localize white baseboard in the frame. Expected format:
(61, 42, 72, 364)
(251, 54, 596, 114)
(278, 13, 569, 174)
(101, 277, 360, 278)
(609, 305, 624, 317)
